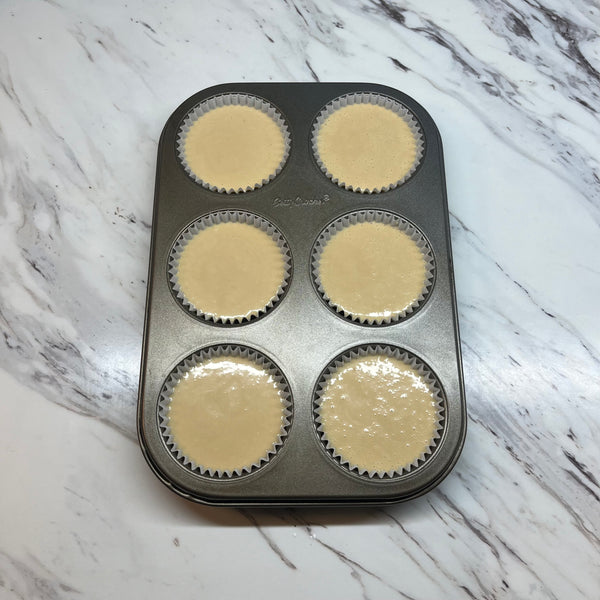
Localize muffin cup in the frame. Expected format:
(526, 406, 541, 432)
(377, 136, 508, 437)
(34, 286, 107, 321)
(314, 344, 445, 480)
(169, 210, 292, 325)
(158, 345, 293, 479)
(312, 210, 435, 325)
(177, 93, 291, 193)
(311, 92, 424, 193)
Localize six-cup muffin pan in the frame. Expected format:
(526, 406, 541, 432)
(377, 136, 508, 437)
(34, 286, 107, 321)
(137, 82, 467, 506)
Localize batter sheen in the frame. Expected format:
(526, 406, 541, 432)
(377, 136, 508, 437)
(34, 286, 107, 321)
(318, 221, 427, 321)
(319, 355, 439, 473)
(316, 103, 417, 191)
(176, 221, 286, 321)
(168, 355, 285, 472)
(184, 104, 285, 191)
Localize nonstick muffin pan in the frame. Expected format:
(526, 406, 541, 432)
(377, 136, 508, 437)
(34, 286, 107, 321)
(137, 82, 466, 506)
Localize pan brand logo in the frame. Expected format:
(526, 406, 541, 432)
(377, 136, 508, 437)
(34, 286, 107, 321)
(272, 194, 330, 208)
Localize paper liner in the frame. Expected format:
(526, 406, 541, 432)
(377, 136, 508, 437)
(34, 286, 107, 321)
(311, 92, 424, 193)
(177, 93, 291, 193)
(313, 344, 445, 480)
(158, 345, 293, 479)
(312, 210, 435, 325)
(169, 210, 292, 325)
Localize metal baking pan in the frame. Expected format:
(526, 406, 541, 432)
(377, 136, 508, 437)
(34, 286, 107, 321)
(137, 82, 466, 506)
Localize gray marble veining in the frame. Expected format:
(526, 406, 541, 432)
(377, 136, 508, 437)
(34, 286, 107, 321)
(0, 0, 598, 598)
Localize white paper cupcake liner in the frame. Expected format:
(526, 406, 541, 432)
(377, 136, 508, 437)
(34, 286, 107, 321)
(158, 345, 293, 479)
(314, 344, 445, 480)
(169, 210, 292, 325)
(311, 92, 424, 193)
(177, 93, 291, 193)
(312, 210, 435, 325)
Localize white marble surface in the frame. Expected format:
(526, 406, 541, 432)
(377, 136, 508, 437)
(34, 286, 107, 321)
(1, 0, 599, 597)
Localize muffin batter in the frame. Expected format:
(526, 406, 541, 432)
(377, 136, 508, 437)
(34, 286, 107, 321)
(318, 221, 427, 322)
(318, 354, 439, 473)
(183, 104, 286, 191)
(316, 102, 418, 191)
(167, 355, 286, 472)
(176, 221, 286, 321)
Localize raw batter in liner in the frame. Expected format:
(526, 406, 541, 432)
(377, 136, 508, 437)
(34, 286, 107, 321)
(318, 221, 427, 322)
(176, 221, 286, 322)
(316, 102, 418, 191)
(167, 355, 286, 473)
(183, 104, 286, 191)
(318, 354, 439, 473)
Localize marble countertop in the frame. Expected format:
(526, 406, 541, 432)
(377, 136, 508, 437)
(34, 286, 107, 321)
(1, 0, 599, 598)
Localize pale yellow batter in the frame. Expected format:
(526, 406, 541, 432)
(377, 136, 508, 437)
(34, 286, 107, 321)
(168, 355, 286, 472)
(316, 103, 418, 191)
(319, 354, 439, 473)
(318, 221, 427, 322)
(183, 104, 286, 191)
(176, 221, 286, 321)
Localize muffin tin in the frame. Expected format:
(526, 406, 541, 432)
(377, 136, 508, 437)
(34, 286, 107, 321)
(137, 82, 466, 506)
